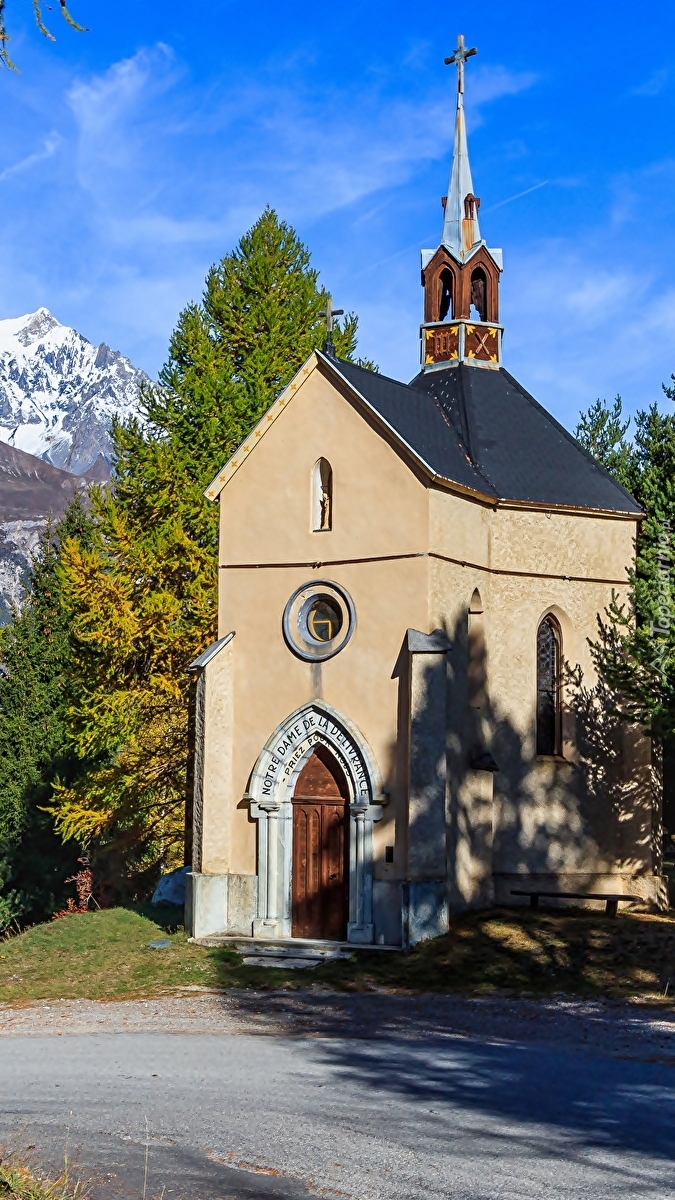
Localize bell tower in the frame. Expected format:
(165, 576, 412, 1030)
(420, 35, 503, 371)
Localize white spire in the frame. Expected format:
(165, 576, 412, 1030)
(442, 35, 481, 259)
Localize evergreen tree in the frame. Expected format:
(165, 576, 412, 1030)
(1, 0, 86, 70)
(574, 395, 635, 491)
(51, 209, 367, 894)
(0, 498, 90, 930)
(576, 391, 675, 740)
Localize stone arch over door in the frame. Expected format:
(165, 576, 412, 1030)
(248, 701, 384, 942)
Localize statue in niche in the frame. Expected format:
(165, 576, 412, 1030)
(313, 458, 333, 531)
(320, 483, 331, 530)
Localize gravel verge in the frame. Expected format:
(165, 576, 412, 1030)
(2, 988, 675, 1061)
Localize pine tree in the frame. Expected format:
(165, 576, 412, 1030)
(576, 392, 675, 740)
(574, 395, 635, 491)
(51, 209, 367, 894)
(0, 497, 90, 930)
(0, 0, 86, 70)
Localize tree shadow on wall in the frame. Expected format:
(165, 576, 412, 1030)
(397, 609, 660, 917)
(222, 608, 670, 1159)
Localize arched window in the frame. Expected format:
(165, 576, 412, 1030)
(468, 588, 486, 710)
(312, 458, 332, 531)
(439, 268, 454, 322)
(536, 615, 562, 756)
(470, 267, 488, 321)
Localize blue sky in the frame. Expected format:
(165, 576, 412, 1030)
(1, 1, 674, 432)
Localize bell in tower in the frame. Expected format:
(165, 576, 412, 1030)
(420, 35, 504, 371)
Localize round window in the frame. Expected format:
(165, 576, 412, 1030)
(282, 581, 355, 662)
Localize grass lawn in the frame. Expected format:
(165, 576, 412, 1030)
(2, 903, 675, 1003)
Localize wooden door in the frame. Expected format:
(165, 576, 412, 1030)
(292, 748, 349, 940)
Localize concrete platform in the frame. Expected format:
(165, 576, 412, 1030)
(189, 934, 400, 952)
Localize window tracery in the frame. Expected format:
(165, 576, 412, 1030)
(536, 615, 562, 756)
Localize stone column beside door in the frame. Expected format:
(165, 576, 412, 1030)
(404, 629, 451, 945)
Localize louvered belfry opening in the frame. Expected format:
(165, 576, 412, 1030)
(291, 746, 349, 940)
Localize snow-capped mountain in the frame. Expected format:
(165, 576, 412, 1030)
(0, 308, 149, 474)
(0, 308, 149, 617)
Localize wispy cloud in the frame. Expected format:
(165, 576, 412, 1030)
(468, 64, 539, 112)
(62, 47, 540, 247)
(502, 233, 675, 424)
(0, 133, 61, 182)
(633, 68, 669, 97)
(2, 32, 670, 435)
(483, 180, 549, 213)
(66, 46, 182, 202)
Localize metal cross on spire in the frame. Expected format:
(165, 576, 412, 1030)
(441, 33, 481, 257)
(319, 295, 344, 358)
(444, 33, 477, 96)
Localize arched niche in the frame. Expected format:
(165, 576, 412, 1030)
(468, 587, 487, 710)
(312, 458, 333, 531)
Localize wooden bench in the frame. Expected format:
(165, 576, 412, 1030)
(510, 889, 637, 918)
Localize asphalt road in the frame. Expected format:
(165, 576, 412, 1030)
(2, 1020, 675, 1200)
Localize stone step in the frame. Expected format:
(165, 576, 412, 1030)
(190, 934, 399, 951)
(233, 942, 350, 960)
(241, 954, 324, 970)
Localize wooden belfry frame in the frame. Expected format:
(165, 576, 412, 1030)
(422, 244, 500, 325)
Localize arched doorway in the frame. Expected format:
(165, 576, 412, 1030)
(292, 746, 349, 939)
(249, 700, 384, 942)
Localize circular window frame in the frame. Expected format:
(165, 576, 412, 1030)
(282, 580, 356, 662)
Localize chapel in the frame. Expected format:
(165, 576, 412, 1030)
(186, 37, 665, 947)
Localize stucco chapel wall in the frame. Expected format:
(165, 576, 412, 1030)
(197, 356, 662, 929)
(207, 365, 431, 881)
(428, 491, 659, 903)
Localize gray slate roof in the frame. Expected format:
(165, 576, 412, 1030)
(327, 356, 640, 515)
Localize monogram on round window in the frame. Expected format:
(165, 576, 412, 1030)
(307, 598, 342, 643)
